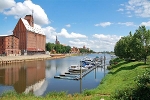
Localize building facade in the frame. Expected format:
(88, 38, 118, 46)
(70, 46, 80, 53)
(0, 15, 46, 56)
(0, 35, 20, 56)
(13, 15, 46, 55)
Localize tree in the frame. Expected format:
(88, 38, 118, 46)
(46, 42, 55, 51)
(114, 26, 150, 64)
(46, 42, 71, 53)
(133, 26, 150, 64)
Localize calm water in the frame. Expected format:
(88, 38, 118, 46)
(0, 53, 111, 96)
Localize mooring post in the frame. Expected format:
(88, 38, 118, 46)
(80, 61, 82, 79)
(104, 53, 106, 76)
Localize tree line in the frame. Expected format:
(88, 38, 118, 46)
(114, 26, 150, 64)
(46, 42, 94, 54)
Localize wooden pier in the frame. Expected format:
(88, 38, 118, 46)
(54, 65, 99, 80)
(54, 55, 106, 80)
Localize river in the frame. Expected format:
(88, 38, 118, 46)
(0, 53, 112, 96)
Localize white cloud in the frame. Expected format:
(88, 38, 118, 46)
(140, 21, 150, 27)
(117, 8, 124, 11)
(0, 0, 15, 12)
(65, 24, 71, 28)
(118, 22, 135, 26)
(122, 0, 150, 18)
(65, 34, 122, 52)
(58, 28, 87, 38)
(42, 26, 121, 51)
(120, 4, 124, 6)
(95, 22, 112, 27)
(2, 0, 49, 25)
(42, 26, 57, 42)
(69, 39, 87, 48)
(92, 34, 121, 51)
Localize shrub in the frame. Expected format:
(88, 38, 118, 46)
(111, 69, 150, 100)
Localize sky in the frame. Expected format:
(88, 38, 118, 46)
(0, 0, 150, 52)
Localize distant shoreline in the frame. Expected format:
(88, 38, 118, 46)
(0, 53, 86, 65)
(0, 54, 66, 65)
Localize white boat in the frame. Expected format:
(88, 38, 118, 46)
(81, 60, 94, 69)
(80, 56, 95, 68)
(81, 56, 93, 62)
(68, 65, 88, 72)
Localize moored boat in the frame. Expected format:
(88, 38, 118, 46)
(68, 65, 88, 72)
(81, 60, 94, 69)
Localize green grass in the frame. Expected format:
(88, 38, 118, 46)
(86, 59, 150, 99)
(1, 57, 150, 100)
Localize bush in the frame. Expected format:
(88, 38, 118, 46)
(111, 69, 150, 100)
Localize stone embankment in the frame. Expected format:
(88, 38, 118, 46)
(0, 54, 66, 65)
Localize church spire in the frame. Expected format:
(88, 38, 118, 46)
(55, 35, 60, 44)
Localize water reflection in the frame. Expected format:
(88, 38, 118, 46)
(0, 53, 112, 96)
(0, 60, 46, 95)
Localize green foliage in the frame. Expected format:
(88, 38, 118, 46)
(46, 42, 94, 54)
(82, 89, 95, 96)
(46, 42, 71, 53)
(110, 87, 134, 100)
(79, 48, 94, 53)
(114, 26, 150, 64)
(46, 91, 67, 97)
(111, 69, 150, 100)
(108, 58, 123, 70)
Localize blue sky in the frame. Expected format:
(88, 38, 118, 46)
(0, 0, 150, 52)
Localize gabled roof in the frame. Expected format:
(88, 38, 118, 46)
(21, 18, 45, 35)
(0, 35, 19, 39)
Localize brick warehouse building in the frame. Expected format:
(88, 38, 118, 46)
(13, 15, 46, 55)
(0, 15, 46, 56)
(0, 35, 20, 56)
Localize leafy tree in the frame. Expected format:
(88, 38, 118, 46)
(46, 42, 55, 51)
(46, 43, 71, 53)
(133, 26, 150, 64)
(114, 26, 150, 64)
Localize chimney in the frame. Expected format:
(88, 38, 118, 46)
(24, 15, 34, 27)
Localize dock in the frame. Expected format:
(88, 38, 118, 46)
(54, 55, 106, 80)
(54, 65, 98, 80)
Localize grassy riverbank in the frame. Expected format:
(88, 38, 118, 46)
(86, 58, 150, 99)
(1, 57, 150, 100)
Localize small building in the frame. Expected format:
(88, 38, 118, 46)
(13, 15, 46, 55)
(0, 35, 20, 56)
(70, 46, 80, 53)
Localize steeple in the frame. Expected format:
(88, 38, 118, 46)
(55, 35, 60, 44)
(56, 35, 57, 42)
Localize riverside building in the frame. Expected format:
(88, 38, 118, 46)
(0, 35, 20, 56)
(0, 15, 46, 56)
